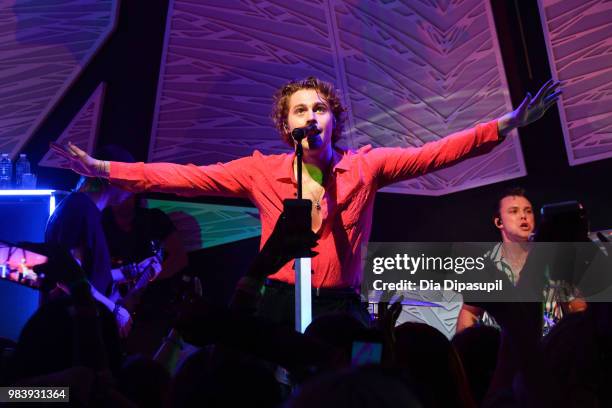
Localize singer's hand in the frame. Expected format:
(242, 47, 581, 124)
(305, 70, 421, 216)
(49, 142, 107, 177)
(497, 79, 562, 137)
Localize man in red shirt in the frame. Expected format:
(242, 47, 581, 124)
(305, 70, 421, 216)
(52, 77, 561, 326)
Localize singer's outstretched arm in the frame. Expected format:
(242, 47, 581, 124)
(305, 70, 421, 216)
(365, 79, 562, 188)
(50, 142, 256, 198)
(49, 80, 561, 198)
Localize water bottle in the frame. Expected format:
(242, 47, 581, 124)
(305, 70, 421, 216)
(0, 154, 12, 189)
(15, 153, 31, 189)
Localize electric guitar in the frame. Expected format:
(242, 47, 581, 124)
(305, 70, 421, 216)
(108, 241, 163, 313)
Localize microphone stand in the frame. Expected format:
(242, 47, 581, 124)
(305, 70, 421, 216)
(294, 141, 312, 333)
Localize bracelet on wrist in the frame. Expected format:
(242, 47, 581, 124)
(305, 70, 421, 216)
(95, 160, 110, 177)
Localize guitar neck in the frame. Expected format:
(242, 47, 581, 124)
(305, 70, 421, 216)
(115, 246, 163, 309)
(133, 264, 155, 291)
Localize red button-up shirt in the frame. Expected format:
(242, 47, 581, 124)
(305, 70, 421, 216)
(109, 120, 500, 289)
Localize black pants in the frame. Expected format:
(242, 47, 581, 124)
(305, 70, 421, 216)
(256, 280, 372, 329)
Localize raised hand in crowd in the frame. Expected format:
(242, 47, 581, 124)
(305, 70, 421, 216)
(250, 210, 318, 279)
(481, 250, 560, 407)
(376, 296, 403, 365)
(230, 211, 318, 312)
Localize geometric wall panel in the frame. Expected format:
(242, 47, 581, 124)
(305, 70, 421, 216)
(149, 0, 339, 165)
(0, 1, 118, 158)
(147, 199, 261, 252)
(38, 83, 106, 168)
(334, 0, 525, 195)
(150, 0, 525, 196)
(538, 0, 612, 166)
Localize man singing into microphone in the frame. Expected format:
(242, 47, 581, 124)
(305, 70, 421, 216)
(52, 77, 561, 327)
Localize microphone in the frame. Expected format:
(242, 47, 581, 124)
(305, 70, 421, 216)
(291, 123, 320, 141)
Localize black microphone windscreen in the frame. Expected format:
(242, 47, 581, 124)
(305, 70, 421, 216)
(291, 127, 306, 141)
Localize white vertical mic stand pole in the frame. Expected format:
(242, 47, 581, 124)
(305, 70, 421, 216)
(294, 141, 312, 333)
(295, 257, 312, 333)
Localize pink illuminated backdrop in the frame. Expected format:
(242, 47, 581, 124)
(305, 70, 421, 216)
(0, 0, 118, 158)
(538, 0, 612, 166)
(150, 0, 526, 196)
(39, 83, 106, 168)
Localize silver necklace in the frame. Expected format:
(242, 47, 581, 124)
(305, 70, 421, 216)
(313, 187, 325, 211)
